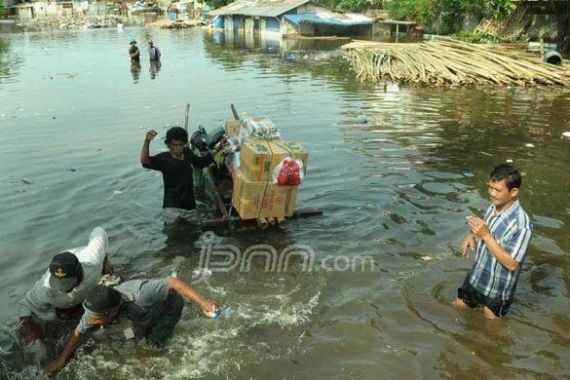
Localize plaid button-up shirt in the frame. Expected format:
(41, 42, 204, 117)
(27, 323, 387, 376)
(469, 200, 533, 301)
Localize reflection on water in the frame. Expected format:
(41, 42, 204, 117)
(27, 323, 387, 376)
(149, 60, 161, 79)
(0, 27, 569, 378)
(130, 61, 141, 83)
(209, 30, 344, 62)
(0, 38, 23, 84)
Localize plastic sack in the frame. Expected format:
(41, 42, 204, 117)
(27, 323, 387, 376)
(273, 157, 304, 186)
(239, 117, 280, 140)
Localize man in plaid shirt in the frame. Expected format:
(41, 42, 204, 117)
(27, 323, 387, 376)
(454, 163, 533, 319)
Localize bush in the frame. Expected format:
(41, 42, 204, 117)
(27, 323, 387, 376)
(386, 0, 516, 34)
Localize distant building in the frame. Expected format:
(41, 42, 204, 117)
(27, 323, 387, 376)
(167, 0, 207, 21)
(9, 0, 92, 19)
(209, 0, 373, 38)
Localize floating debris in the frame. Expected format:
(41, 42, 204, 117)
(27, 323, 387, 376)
(525, 143, 535, 148)
(562, 131, 570, 139)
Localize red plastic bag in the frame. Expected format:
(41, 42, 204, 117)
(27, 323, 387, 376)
(274, 158, 303, 186)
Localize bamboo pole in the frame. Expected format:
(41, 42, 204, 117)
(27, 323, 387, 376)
(342, 39, 570, 87)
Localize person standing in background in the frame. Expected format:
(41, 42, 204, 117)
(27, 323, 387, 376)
(148, 40, 161, 62)
(129, 40, 140, 64)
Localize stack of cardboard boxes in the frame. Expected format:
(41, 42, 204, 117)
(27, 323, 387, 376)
(225, 119, 308, 220)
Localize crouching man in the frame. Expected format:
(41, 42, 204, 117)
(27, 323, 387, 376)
(19, 227, 116, 342)
(44, 276, 218, 376)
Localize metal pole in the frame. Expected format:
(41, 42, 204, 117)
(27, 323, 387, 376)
(231, 103, 240, 120)
(184, 103, 190, 132)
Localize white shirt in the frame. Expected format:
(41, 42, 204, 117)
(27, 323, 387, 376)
(18, 227, 109, 320)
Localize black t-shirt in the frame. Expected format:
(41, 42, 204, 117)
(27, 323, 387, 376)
(129, 46, 140, 61)
(143, 147, 212, 210)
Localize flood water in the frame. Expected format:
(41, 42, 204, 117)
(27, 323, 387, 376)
(1, 26, 570, 379)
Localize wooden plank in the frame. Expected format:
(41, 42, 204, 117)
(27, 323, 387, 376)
(200, 208, 323, 228)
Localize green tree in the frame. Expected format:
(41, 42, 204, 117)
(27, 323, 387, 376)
(204, 0, 234, 9)
(386, 0, 516, 34)
(333, 0, 374, 12)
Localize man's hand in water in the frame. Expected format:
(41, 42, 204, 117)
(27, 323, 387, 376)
(461, 234, 477, 258)
(145, 130, 157, 143)
(44, 360, 65, 377)
(200, 300, 218, 317)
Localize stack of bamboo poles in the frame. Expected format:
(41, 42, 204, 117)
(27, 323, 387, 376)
(342, 39, 570, 86)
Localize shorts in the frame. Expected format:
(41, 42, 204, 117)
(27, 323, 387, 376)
(161, 207, 200, 225)
(457, 277, 512, 318)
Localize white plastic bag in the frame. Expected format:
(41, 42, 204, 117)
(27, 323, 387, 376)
(239, 117, 280, 140)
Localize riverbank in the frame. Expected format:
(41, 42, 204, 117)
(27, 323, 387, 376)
(145, 18, 207, 29)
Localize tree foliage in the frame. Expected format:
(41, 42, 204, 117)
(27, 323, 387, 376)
(327, 0, 374, 12)
(386, 0, 516, 34)
(203, 0, 234, 10)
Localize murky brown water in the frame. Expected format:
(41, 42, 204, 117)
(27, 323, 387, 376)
(1, 27, 569, 379)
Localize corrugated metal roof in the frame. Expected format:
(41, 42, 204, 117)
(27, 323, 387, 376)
(284, 13, 372, 26)
(209, 0, 311, 17)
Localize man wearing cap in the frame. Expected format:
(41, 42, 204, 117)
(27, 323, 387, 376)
(44, 276, 218, 376)
(128, 40, 140, 63)
(148, 40, 161, 62)
(18, 227, 116, 342)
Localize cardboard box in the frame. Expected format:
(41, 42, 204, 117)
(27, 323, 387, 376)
(239, 140, 308, 182)
(276, 141, 309, 169)
(232, 172, 298, 219)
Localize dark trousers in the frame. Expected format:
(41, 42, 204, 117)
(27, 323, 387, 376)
(145, 291, 184, 348)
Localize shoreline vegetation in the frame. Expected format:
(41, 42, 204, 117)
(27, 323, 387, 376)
(4, 0, 568, 88)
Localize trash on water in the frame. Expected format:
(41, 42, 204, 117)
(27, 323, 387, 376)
(525, 143, 535, 148)
(123, 326, 135, 339)
(506, 159, 514, 163)
(562, 131, 570, 139)
(208, 309, 221, 319)
(192, 268, 212, 277)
